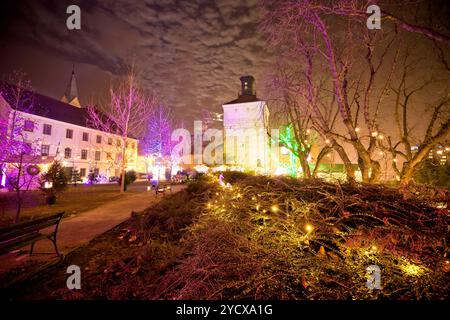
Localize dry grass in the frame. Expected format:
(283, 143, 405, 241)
(3, 174, 448, 300)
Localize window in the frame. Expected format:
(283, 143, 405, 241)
(96, 135, 102, 144)
(43, 124, 52, 135)
(80, 168, 86, 177)
(108, 137, 113, 145)
(24, 120, 34, 132)
(106, 152, 112, 160)
(95, 151, 101, 161)
(66, 129, 73, 139)
(82, 132, 89, 142)
(41, 144, 50, 156)
(81, 149, 88, 160)
(64, 148, 72, 159)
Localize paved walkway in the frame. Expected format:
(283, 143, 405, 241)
(0, 185, 185, 273)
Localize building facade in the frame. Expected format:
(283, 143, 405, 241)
(222, 76, 270, 170)
(0, 71, 138, 185)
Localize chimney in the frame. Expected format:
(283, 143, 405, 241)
(239, 75, 255, 96)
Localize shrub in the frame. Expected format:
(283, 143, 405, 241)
(39, 161, 68, 205)
(118, 170, 137, 191)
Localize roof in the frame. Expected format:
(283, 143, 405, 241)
(61, 68, 81, 107)
(0, 81, 91, 128)
(223, 94, 262, 105)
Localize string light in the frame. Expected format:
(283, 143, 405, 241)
(305, 224, 314, 233)
(371, 131, 378, 137)
(355, 127, 360, 132)
(271, 205, 279, 212)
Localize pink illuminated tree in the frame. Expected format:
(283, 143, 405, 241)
(0, 71, 40, 223)
(87, 67, 157, 193)
(143, 103, 173, 157)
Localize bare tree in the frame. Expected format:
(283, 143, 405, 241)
(381, 50, 450, 183)
(87, 67, 157, 193)
(263, 0, 400, 182)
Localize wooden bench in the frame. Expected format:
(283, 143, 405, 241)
(0, 212, 64, 257)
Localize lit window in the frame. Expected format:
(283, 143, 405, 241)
(43, 124, 52, 135)
(82, 132, 89, 142)
(24, 120, 34, 132)
(64, 148, 72, 159)
(41, 145, 50, 156)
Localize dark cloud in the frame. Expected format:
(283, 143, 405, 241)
(0, 0, 273, 123)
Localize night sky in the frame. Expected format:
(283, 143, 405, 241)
(0, 0, 272, 122)
(0, 0, 449, 133)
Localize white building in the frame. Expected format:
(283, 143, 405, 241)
(222, 76, 270, 170)
(0, 70, 138, 183)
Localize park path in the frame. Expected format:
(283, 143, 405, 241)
(0, 185, 185, 273)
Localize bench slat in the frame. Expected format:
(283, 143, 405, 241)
(0, 212, 64, 234)
(0, 219, 59, 241)
(0, 232, 46, 255)
(0, 212, 64, 256)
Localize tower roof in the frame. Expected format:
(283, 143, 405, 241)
(61, 66, 81, 107)
(223, 75, 261, 105)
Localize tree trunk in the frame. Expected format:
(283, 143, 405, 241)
(120, 143, 126, 194)
(369, 160, 381, 183)
(299, 155, 311, 178)
(332, 141, 355, 182)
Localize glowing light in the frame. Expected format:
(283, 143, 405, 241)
(306, 129, 311, 134)
(212, 165, 227, 172)
(400, 262, 425, 276)
(275, 167, 288, 176)
(436, 150, 443, 155)
(371, 131, 378, 137)
(44, 181, 53, 189)
(147, 186, 151, 191)
(193, 164, 209, 173)
(305, 224, 314, 233)
(378, 135, 384, 139)
(271, 205, 279, 212)
(379, 151, 384, 155)
(445, 147, 449, 151)
(325, 139, 330, 144)
(280, 146, 290, 155)
(256, 204, 260, 211)
(355, 127, 360, 132)
(393, 158, 397, 162)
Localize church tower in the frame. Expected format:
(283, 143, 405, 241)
(61, 66, 81, 107)
(222, 76, 270, 170)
